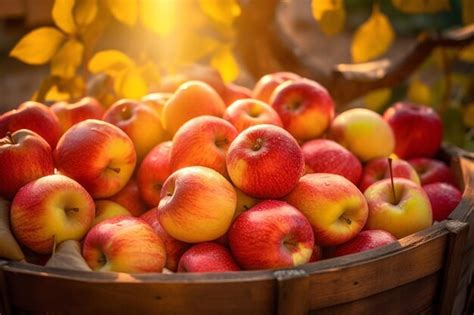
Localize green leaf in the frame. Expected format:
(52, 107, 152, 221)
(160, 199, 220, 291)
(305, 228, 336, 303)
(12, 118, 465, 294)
(443, 108, 465, 146)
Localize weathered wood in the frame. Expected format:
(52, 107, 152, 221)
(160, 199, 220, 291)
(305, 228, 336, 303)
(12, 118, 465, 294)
(274, 269, 309, 315)
(0, 261, 11, 315)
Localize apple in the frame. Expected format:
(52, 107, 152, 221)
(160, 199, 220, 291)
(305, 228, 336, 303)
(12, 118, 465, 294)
(330, 230, 397, 257)
(223, 83, 252, 106)
(0, 129, 54, 199)
(0, 101, 61, 148)
(383, 102, 443, 159)
(329, 108, 395, 162)
(252, 72, 301, 104)
(177, 242, 240, 272)
(302, 139, 362, 185)
(285, 173, 368, 246)
(141, 92, 173, 117)
(158, 166, 236, 243)
(364, 178, 432, 239)
(103, 99, 165, 161)
(93, 200, 132, 226)
(309, 244, 323, 262)
(234, 187, 259, 220)
(51, 97, 105, 134)
(270, 79, 335, 141)
(228, 200, 314, 270)
(82, 216, 166, 273)
(161, 81, 226, 135)
(226, 124, 304, 199)
(54, 119, 136, 199)
(359, 157, 420, 192)
(408, 158, 456, 186)
(170, 116, 238, 177)
(423, 183, 462, 221)
(223, 98, 283, 132)
(137, 141, 172, 207)
(11, 174, 95, 254)
(141, 209, 190, 271)
(109, 178, 147, 216)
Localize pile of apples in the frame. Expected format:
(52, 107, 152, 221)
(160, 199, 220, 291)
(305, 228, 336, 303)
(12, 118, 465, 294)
(0, 69, 463, 274)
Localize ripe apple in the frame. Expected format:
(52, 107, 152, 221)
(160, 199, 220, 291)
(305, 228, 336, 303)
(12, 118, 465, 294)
(161, 81, 226, 135)
(285, 173, 368, 246)
(423, 183, 462, 221)
(383, 102, 443, 159)
(158, 166, 236, 243)
(234, 187, 259, 220)
(302, 139, 362, 185)
(82, 216, 166, 273)
(223, 98, 283, 132)
(103, 99, 165, 161)
(329, 108, 395, 162)
(252, 72, 301, 103)
(0, 101, 61, 148)
(364, 178, 432, 238)
(141, 209, 190, 272)
(54, 119, 136, 199)
(177, 242, 240, 272)
(226, 124, 304, 199)
(408, 158, 456, 186)
(109, 178, 147, 216)
(228, 200, 314, 270)
(270, 79, 335, 141)
(141, 92, 173, 117)
(51, 97, 105, 134)
(330, 230, 397, 257)
(309, 244, 323, 262)
(93, 200, 132, 226)
(359, 157, 420, 192)
(0, 129, 54, 199)
(11, 174, 95, 254)
(137, 141, 172, 207)
(223, 83, 252, 106)
(170, 116, 238, 177)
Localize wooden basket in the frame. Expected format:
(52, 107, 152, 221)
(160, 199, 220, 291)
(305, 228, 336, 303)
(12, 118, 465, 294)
(0, 145, 472, 315)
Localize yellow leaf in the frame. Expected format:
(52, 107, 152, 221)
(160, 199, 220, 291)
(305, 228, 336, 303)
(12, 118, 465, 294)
(115, 67, 148, 99)
(9, 27, 66, 65)
(392, 0, 450, 14)
(45, 85, 70, 102)
(459, 43, 474, 62)
(74, 0, 98, 28)
(211, 45, 239, 83)
(199, 0, 241, 26)
(177, 35, 220, 64)
(140, 0, 176, 36)
(139, 61, 161, 90)
(463, 0, 474, 25)
(88, 50, 134, 75)
(463, 103, 474, 128)
(50, 39, 84, 79)
(311, 0, 345, 36)
(52, 0, 76, 34)
(351, 5, 394, 63)
(408, 78, 432, 105)
(364, 88, 392, 111)
(107, 0, 138, 26)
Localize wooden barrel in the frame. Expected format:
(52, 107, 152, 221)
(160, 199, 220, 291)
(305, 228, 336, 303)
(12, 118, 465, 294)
(0, 146, 472, 315)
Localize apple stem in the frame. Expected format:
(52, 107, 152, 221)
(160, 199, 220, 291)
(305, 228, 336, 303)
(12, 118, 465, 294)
(107, 167, 121, 174)
(6, 132, 15, 144)
(340, 215, 352, 225)
(252, 138, 264, 151)
(65, 207, 80, 215)
(52, 234, 57, 256)
(388, 158, 397, 204)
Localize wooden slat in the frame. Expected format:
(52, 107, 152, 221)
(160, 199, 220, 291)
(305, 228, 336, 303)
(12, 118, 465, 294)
(274, 269, 309, 315)
(0, 261, 11, 315)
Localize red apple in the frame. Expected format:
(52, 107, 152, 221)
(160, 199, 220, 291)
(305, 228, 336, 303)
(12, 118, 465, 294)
(54, 119, 137, 198)
(92, 200, 131, 226)
(0, 130, 54, 199)
(141, 92, 173, 117)
(309, 244, 323, 263)
(109, 178, 147, 216)
(226, 124, 304, 199)
(302, 139, 362, 185)
(223, 83, 252, 106)
(330, 230, 397, 257)
(0, 101, 61, 148)
(177, 242, 240, 272)
(228, 200, 314, 270)
(11, 174, 95, 254)
(252, 72, 301, 104)
(423, 183, 462, 221)
(408, 158, 456, 186)
(51, 97, 105, 134)
(223, 98, 283, 132)
(383, 102, 443, 159)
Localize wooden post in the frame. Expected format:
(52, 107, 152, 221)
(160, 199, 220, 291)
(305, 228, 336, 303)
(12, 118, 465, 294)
(274, 269, 309, 315)
(0, 261, 12, 315)
(439, 220, 469, 315)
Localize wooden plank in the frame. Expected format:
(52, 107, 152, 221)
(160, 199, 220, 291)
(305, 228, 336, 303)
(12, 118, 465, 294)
(0, 261, 11, 315)
(274, 269, 309, 315)
(0, 0, 24, 18)
(310, 272, 440, 315)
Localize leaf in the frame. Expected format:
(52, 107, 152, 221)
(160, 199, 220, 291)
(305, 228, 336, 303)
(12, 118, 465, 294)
(407, 78, 432, 105)
(463, 0, 474, 25)
(45, 85, 71, 102)
(463, 103, 474, 128)
(139, 61, 161, 90)
(176, 35, 220, 64)
(311, 0, 346, 36)
(459, 43, 474, 62)
(107, 0, 138, 26)
(115, 67, 148, 99)
(351, 4, 395, 63)
(88, 50, 134, 76)
(9, 27, 66, 65)
(364, 88, 392, 111)
(45, 240, 91, 271)
(391, 0, 450, 14)
(443, 108, 465, 146)
(0, 198, 24, 261)
(140, 0, 176, 36)
(52, 0, 76, 34)
(50, 39, 84, 79)
(211, 45, 239, 83)
(199, 0, 241, 27)
(74, 0, 98, 28)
